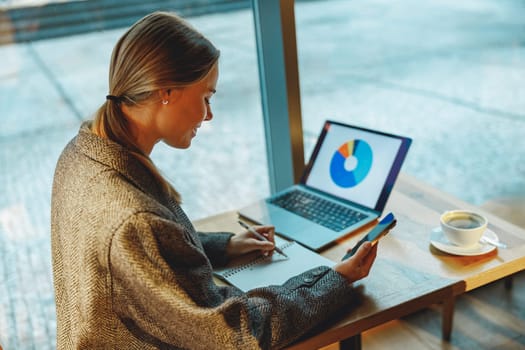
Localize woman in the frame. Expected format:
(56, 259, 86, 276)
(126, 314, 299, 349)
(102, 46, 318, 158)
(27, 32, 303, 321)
(51, 11, 377, 349)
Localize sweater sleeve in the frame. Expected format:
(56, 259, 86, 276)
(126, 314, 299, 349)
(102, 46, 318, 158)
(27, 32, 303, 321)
(197, 231, 234, 267)
(109, 211, 355, 350)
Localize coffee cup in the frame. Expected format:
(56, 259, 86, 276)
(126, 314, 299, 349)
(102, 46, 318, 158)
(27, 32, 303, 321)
(440, 210, 488, 247)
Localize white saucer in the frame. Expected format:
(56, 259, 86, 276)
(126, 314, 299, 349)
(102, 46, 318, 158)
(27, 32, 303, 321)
(430, 227, 498, 256)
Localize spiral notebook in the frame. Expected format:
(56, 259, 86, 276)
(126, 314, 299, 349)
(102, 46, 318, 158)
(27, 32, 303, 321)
(213, 235, 335, 292)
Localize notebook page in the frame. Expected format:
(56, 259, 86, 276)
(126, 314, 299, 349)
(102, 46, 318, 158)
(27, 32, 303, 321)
(214, 235, 335, 292)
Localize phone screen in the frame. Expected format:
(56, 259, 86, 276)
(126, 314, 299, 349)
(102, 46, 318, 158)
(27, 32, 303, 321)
(363, 212, 396, 243)
(342, 212, 396, 260)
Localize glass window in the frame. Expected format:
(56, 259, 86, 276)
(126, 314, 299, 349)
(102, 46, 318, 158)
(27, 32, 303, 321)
(295, 0, 525, 207)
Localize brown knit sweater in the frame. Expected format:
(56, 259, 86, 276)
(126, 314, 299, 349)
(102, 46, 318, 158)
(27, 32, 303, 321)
(51, 122, 355, 349)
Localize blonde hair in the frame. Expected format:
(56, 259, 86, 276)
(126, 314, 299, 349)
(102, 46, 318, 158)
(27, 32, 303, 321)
(92, 12, 220, 203)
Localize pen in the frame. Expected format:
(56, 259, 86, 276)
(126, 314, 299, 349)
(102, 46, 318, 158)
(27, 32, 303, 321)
(237, 220, 288, 258)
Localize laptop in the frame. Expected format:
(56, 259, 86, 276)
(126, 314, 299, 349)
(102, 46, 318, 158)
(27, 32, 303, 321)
(238, 120, 412, 251)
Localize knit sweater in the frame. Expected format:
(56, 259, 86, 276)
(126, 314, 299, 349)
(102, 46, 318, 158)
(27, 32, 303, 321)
(51, 122, 355, 349)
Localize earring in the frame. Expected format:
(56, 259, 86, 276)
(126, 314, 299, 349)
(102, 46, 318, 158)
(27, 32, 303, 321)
(162, 100, 168, 105)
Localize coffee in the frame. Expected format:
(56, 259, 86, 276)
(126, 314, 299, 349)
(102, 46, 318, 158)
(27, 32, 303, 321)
(446, 216, 482, 230)
(440, 210, 488, 247)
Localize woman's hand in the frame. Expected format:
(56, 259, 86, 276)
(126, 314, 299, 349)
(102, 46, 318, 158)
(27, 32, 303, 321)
(226, 225, 276, 258)
(333, 241, 378, 283)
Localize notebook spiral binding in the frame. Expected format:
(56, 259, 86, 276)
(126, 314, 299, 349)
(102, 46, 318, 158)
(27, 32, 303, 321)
(221, 240, 295, 278)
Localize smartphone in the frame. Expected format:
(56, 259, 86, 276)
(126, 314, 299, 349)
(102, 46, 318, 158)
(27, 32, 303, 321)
(342, 212, 397, 260)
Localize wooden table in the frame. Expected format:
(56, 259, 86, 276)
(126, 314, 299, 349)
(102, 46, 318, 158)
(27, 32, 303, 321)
(193, 173, 525, 349)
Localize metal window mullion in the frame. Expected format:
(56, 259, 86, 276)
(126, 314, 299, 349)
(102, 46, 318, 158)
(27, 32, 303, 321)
(252, 0, 304, 194)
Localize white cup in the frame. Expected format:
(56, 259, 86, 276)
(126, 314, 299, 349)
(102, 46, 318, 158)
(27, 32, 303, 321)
(440, 210, 488, 247)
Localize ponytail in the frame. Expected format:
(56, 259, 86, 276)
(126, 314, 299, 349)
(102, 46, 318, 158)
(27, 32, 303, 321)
(92, 100, 182, 203)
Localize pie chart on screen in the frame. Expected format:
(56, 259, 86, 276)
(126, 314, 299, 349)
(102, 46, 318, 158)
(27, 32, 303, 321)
(330, 139, 373, 188)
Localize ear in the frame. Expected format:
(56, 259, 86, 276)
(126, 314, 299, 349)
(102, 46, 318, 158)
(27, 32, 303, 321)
(158, 88, 182, 104)
(158, 89, 170, 103)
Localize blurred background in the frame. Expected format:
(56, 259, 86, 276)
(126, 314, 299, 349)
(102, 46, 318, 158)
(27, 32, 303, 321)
(1, 0, 524, 348)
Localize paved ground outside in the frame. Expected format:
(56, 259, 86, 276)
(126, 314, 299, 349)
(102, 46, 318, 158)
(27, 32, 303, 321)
(0, 0, 524, 348)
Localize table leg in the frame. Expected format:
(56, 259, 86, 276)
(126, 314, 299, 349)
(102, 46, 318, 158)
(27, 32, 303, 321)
(504, 275, 513, 290)
(442, 296, 455, 341)
(339, 333, 361, 350)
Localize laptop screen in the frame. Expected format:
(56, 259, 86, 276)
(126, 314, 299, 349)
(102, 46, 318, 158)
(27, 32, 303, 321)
(302, 120, 412, 212)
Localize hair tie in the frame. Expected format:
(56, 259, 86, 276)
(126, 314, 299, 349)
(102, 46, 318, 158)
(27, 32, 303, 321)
(106, 94, 121, 103)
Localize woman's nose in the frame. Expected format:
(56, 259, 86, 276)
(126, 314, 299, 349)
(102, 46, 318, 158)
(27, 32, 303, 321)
(205, 106, 213, 121)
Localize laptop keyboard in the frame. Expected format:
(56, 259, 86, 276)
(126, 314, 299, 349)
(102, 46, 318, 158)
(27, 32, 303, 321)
(268, 189, 368, 232)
